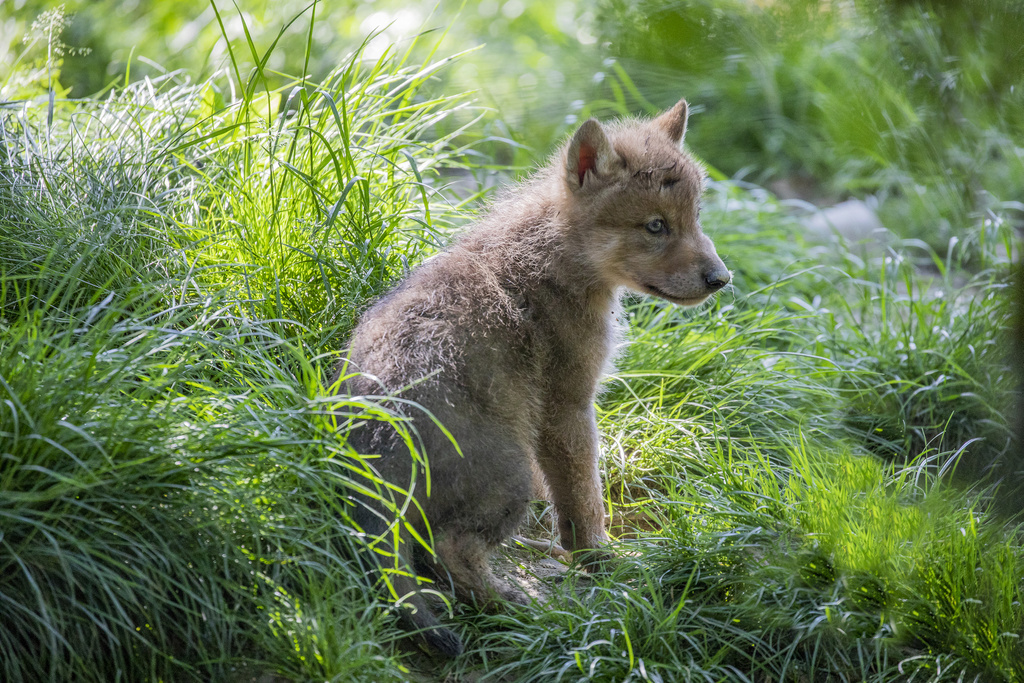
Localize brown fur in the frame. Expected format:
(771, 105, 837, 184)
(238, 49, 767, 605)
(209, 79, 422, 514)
(340, 99, 728, 656)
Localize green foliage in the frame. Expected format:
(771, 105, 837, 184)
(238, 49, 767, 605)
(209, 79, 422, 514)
(827, 254, 1016, 477)
(173, 40, 480, 348)
(0, 22, 481, 681)
(0, 267, 416, 681)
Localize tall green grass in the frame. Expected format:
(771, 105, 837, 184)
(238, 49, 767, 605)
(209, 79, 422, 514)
(173, 35, 484, 346)
(0, 17, 484, 680)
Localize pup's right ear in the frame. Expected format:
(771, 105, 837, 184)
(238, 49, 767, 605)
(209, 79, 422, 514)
(565, 119, 623, 191)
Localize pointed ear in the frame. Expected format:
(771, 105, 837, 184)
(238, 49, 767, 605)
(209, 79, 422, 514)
(565, 119, 623, 191)
(653, 98, 689, 145)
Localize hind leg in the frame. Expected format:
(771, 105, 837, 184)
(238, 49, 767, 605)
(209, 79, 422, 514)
(419, 429, 535, 607)
(430, 532, 529, 608)
(351, 499, 465, 657)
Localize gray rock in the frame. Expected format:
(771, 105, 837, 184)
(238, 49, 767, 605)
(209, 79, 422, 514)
(804, 199, 888, 250)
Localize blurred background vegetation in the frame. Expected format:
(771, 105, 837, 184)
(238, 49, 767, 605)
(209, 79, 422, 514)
(5, 0, 1024, 247)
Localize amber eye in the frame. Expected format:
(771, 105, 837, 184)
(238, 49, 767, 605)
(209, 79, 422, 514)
(644, 218, 668, 235)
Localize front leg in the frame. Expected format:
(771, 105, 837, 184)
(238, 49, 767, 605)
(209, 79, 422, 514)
(536, 404, 609, 562)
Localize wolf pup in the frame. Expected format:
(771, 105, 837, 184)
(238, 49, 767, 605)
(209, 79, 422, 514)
(341, 99, 729, 656)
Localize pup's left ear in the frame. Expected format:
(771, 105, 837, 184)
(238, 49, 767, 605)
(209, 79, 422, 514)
(653, 98, 689, 145)
(565, 118, 624, 191)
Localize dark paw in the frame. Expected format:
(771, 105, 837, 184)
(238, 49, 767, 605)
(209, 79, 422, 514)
(423, 625, 464, 658)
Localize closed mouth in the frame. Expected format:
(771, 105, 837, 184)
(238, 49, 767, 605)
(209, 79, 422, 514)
(643, 283, 709, 307)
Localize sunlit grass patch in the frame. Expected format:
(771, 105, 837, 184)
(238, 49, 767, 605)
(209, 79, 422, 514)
(172, 39, 483, 347)
(786, 444, 1024, 680)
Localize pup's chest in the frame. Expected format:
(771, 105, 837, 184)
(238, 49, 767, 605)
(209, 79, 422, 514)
(528, 295, 620, 400)
(601, 296, 629, 377)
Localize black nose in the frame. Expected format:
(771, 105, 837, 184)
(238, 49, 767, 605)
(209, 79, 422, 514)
(704, 269, 731, 290)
